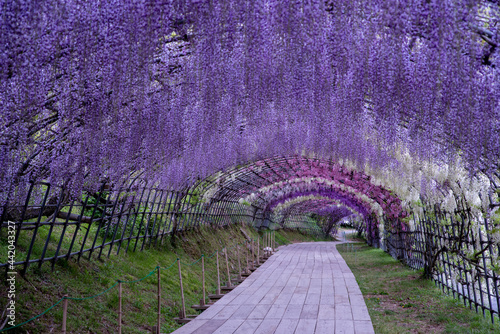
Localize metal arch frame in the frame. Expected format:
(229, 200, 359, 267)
(189, 155, 405, 219)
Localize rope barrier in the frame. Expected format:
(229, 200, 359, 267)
(66, 281, 120, 301)
(0, 236, 263, 332)
(0, 298, 65, 332)
(181, 257, 203, 267)
(161, 259, 178, 271)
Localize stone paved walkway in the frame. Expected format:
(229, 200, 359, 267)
(171, 242, 374, 334)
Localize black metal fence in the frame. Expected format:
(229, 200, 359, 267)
(0, 181, 257, 275)
(383, 206, 500, 323)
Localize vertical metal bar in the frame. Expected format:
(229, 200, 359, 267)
(191, 198, 205, 229)
(484, 216, 500, 322)
(149, 189, 166, 248)
(22, 183, 51, 275)
(52, 199, 75, 270)
(457, 210, 472, 308)
(132, 187, 153, 252)
(77, 183, 105, 262)
(435, 211, 450, 294)
(162, 191, 179, 238)
(116, 185, 144, 255)
(67, 194, 90, 261)
(13, 181, 34, 247)
(179, 191, 197, 231)
(125, 184, 149, 253)
(160, 190, 178, 245)
(98, 186, 121, 259)
(153, 190, 170, 247)
(107, 185, 132, 258)
(478, 223, 494, 322)
(448, 209, 462, 302)
(172, 191, 189, 235)
(88, 188, 112, 260)
(140, 188, 159, 251)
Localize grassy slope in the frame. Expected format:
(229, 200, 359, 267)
(338, 240, 499, 334)
(0, 225, 327, 333)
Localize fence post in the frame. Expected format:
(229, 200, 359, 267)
(224, 247, 232, 288)
(157, 266, 161, 333)
(216, 251, 221, 295)
(273, 231, 275, 252)
(245, 241, 250, 274)
(250, 239, 255, 270)
(237, 245, 242, 282)
(118, 282, 122, 334)
(62, 295, 68, 334)
(268, 232, 271, 256)
(201, 255, 206, 306)
(177, 259, 186, 319)
(269, 231, 272, 254)
(257, 237, 260, 264)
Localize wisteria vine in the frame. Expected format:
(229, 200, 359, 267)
(1, 1, 499, 214)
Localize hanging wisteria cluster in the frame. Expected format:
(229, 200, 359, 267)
(1, 0, 499, 210)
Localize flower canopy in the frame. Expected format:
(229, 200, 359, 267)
(1, 0, 499, 217)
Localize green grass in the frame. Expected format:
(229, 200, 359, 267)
(337, 242, 499, 334)
(0, 224, 325, 333)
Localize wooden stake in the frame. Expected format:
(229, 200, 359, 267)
(118, 282, 122, 334)
(201, 255, 206, 306)
(177, 259, 186, 319)
(237, 245, 242, 281)
(224, 247, 232, 287)
(273, 231, 275, 252)
(257, 236, 260, 263)
(245, 241, 250, 274)
(216, 251, 221, 295)
(62, 295, 68, 334)
(250, 240, 255, 269)
(265, 232, 268, 257)
(157, 266, 161, 333)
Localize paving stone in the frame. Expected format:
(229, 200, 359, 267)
(233, 320, 262, 333)
(315, 319, 336, 333)
(265, 304, 288, 319)
(254, 319, 281, 334)
(191, 319, 226, 334)
(336, 304, 353, 320)
(248, 304, 272, 319)
(335, 320, 355, 334)
(295, 319, 317, 333)
(274, 319, 299, 334)
(318, 304, 336, 320)
(231, 305, 256, 319)
(283, 304, 303, 319)
(300, 304, 319, 319)
(212, 319, 245, 334)
(354, 320, 375, 334)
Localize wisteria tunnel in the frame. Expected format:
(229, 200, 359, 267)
(2, 0, 500, 331)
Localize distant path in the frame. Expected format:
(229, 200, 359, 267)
(171, 242, 374, 334)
